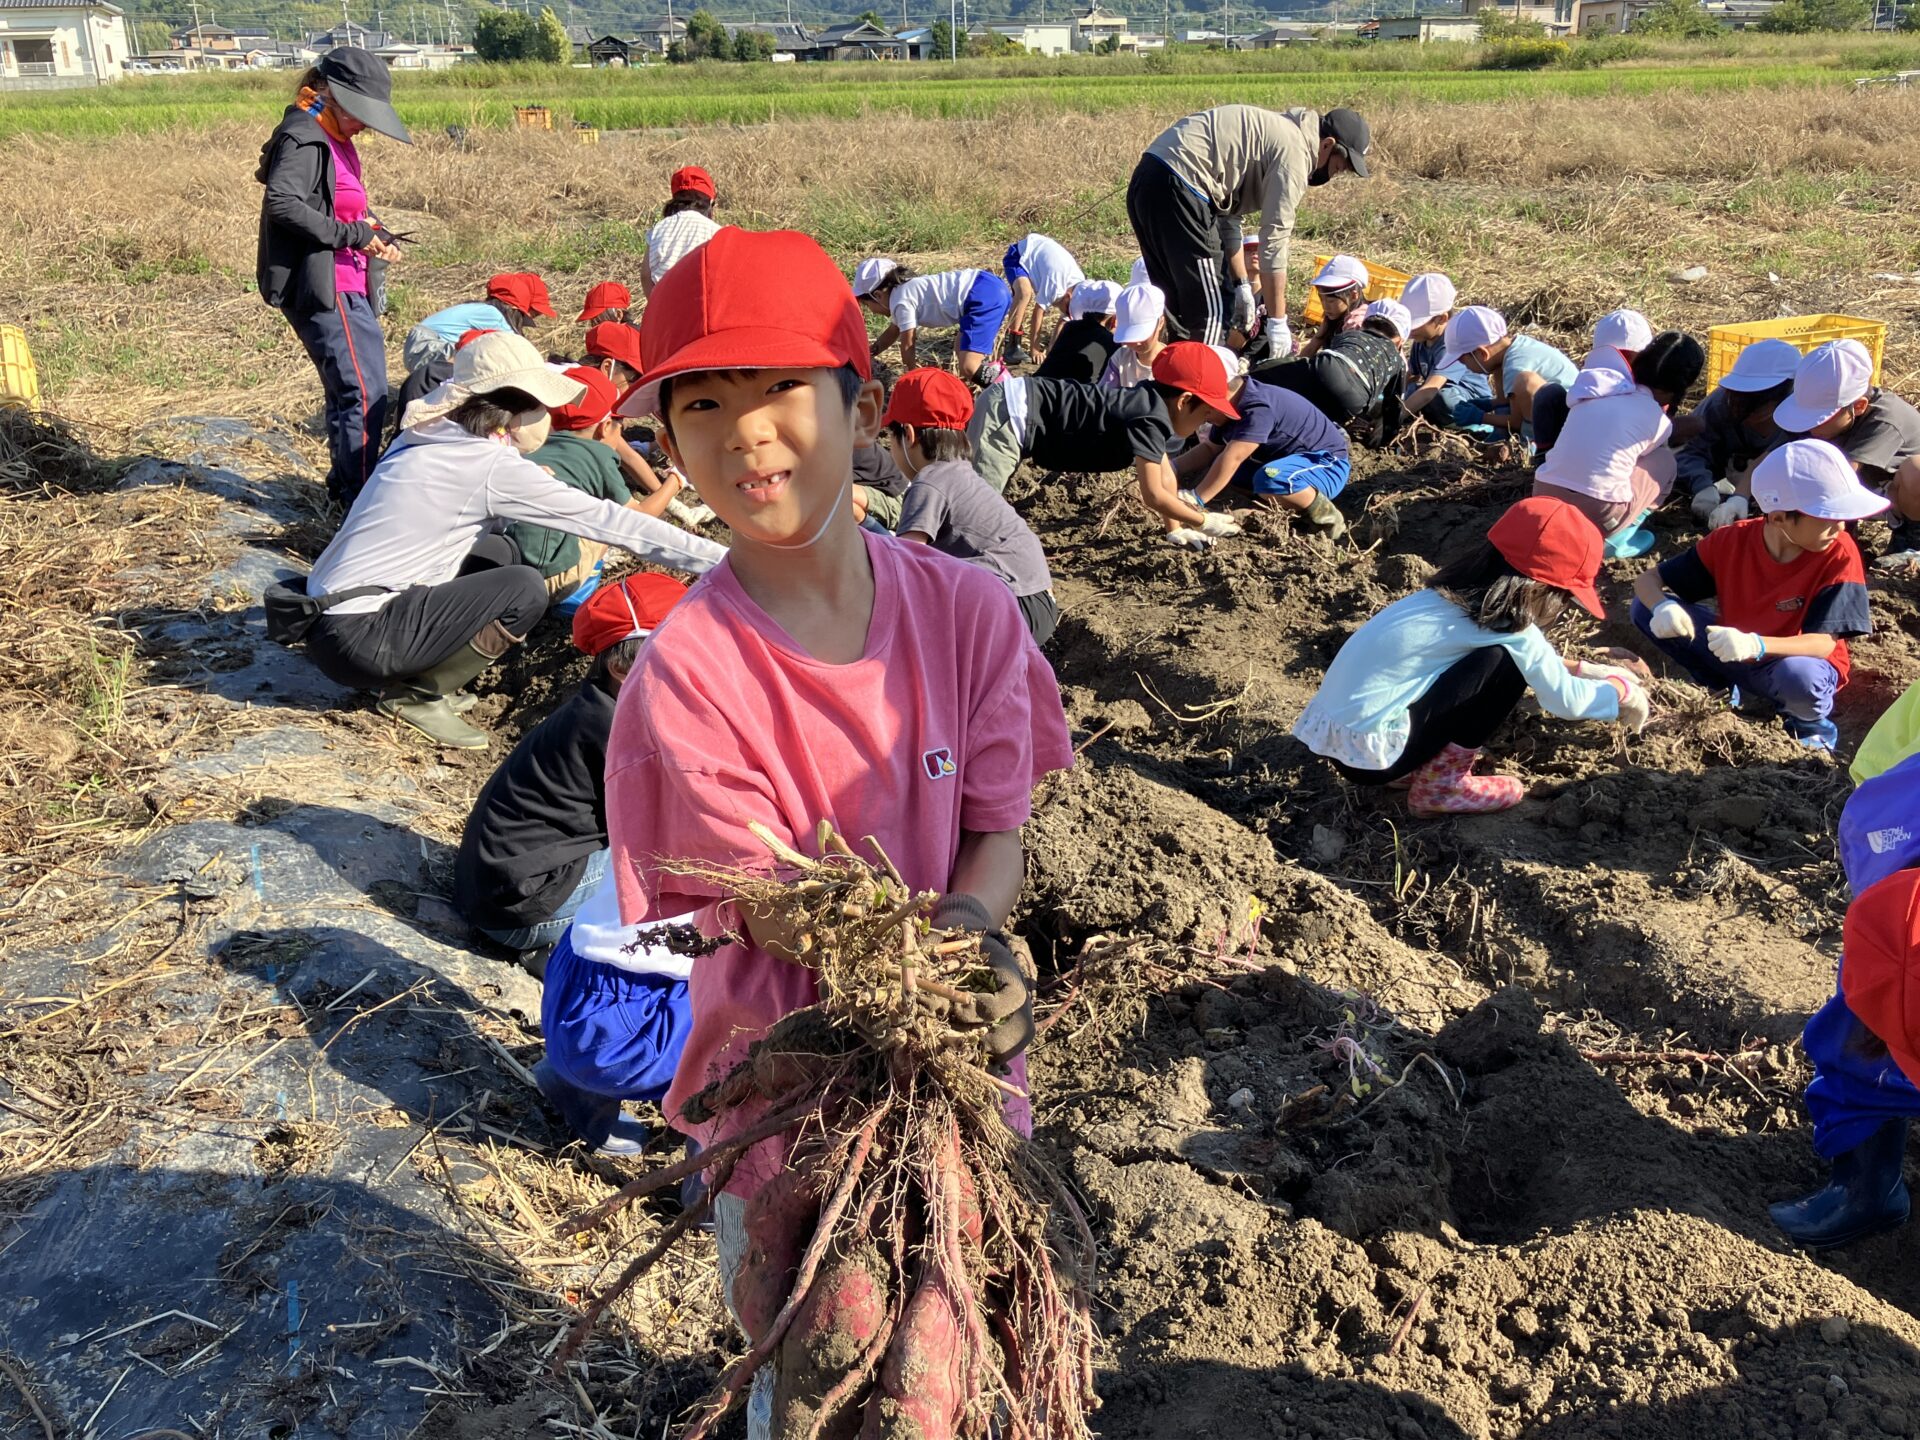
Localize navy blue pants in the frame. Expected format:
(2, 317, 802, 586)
(1804, 988, 1920, 1158)
(1630, 598, 1839, 730)
(539, 925, 693, 1103)
(284, 292, 389, 507)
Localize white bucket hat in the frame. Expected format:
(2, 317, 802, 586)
(1592, 309, 1653, 355)
(1365, 298, 1412, 341)
(851, 257, 896, 298)
(1311, 254, 1369, 293)
(1721, 337, 1811, 394)
(401, 331, 586, 430)
(1401, 273, 1456, 330)
(1068, 279, 1122, 321)
(1114, 282, 1167, 344)
(1774, 339, 1875, 434)
(1752, 437, 1891, 520)
(1437, 306, 1508, 371)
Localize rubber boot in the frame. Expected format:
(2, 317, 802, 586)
(1300, 492, 1348, 539)
(1408, 743, 1526, 817)
(1770, 1119, 1911, 1250)
(533, 1059, 652, 1157)
(1784, 714, 1840, 753)
(1603, 514, 1656, 559)
(377, 642, 494, 749)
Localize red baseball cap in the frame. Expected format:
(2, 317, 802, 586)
(669, 165, 716, 200)
(571, 572, 689, 657)
(577, 280, 632, 323)
(1841, 866, 1920, 1091)
(455, 327, 497, 350)
(883, 368, 975, 430)
(487, 272, 558, 319)
(549, 365, 620, 431)
(1487, 496, 1605, 619)
(616, 227, 872, 421)
(1151, 342, 1240, 420)
(583, 321, 644, 373)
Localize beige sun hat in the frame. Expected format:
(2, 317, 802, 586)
(401, 331, 587, 431)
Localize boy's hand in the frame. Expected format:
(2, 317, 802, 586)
(1707, 626, 1766, 663)
(1264, 316, 1292, 357)
(1198, 512, 1242, 539)
(951, 933, 1034, 1062)
(1650, 600, 1696, 642)
(1231, 283, 1258, 335)
(1602, 675, 1651, 734)
(1708, 494, 1750, 530)
(740, 894, 812, 965)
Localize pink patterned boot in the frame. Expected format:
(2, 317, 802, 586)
(1407, 744, 1526, 817)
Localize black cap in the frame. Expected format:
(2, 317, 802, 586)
(1322, 106, 1370, 179)
(315, 46, 412, 144)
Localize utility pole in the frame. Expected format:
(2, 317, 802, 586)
(949, 0, 956, 55)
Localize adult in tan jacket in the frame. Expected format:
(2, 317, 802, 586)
(1127, 104, 1372, 352)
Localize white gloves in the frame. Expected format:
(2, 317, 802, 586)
(1265, 316, 1293, 357)
(1707, 626, 1766, 664)
(1708, 494, 1750, 530)
(1164, 527, 1213, 551)
(1198, 512, 1242, 539)
(1607, 677, 1651, 734)
(1649, 600, 1696, 642)
(1231, 282, 1258, 335)
(1690, 479, 1735, 523)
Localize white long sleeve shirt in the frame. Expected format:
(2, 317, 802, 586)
(305, 420, 726, 615)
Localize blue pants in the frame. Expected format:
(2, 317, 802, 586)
(1805, 989, 1920, 1158)
(1411, 363, 1494, 433)
(1630, 598, 1839, 728)
(284, 292, 389, 507)
(539, 925, 693, 1102)
(1000, 242, 1028, 286)
(1243, 448, 1350, 501)
(477, 847, 608, 953)
(957, 272, 1013, 355)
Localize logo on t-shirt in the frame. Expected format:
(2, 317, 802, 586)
(1775, 596, 1806, 612)
(922, 747, 956, 780)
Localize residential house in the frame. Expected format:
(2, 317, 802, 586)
(0, 0, 129, 86)
(1462, 0, 1577, 31)
(968, 18, 1073, 52)
(308, 22, 392, 51)
(721, 20, 814, 57)
(375, 39, 428, 67)
(1702, 0, 1773, 23)
(896, 24, 939, 57)
(629, 15, 686, 54)
(1178, 26, 1223, 41)
(168, 20, 234, 49)
(1375, 12, 1481, 39)
(1070, 2, 1129, 49)
(1245, 23, 1318, 45)
(807, 18, 904, 58)
(584, 31, 631, 64)
(1573, 0, 1649, 30)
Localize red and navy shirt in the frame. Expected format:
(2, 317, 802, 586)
(1657, 517, 1871, 682)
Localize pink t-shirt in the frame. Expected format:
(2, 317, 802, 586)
(325, 130, 369, 299)
(605, 529, 1073, 1197)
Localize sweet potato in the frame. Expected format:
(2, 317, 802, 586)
(736, 1166, 821, 1341)
(861, 1260, 968, 1440)
(774, 1237, 891, 1438)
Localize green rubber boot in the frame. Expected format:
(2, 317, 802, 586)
(377, 643, 494, 749)
(1301, 492, 1349, 539)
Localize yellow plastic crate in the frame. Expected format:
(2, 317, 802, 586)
(1301, 254, 1411, 326)
(1706, 314, 1886, 389)
(513, 105, 553, 130)
(573, 125, 600, 145)
(1, 323, 40, 412)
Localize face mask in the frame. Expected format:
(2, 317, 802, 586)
(507, 409, 551, 454)
(763, 479, 848, 551)
(1307, 163, 1333, 188)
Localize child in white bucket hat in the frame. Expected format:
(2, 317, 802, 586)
(1633, 437, 1884, 752)
(1401, 272, 1495, 434)
(1299, 253, 1370, 356)
(1676, 336, 1800, 529)
(1103, 281, 1169, 390)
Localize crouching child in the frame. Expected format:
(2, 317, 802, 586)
(1633, 438, 1881, 752)
(604, 227, 1074, 1437)
(886, 367, 1060, 645)
(1293, 497, 1649, 815)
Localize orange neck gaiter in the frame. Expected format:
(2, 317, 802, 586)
(298, 87, 351, 144)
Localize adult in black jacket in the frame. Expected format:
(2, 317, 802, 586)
(256, 47, 410, 507)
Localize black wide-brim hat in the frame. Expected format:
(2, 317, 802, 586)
(316, 46, 412, 143)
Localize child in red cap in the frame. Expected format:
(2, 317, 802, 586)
(605, 226, 1072, 1436)
(964, 340, 1245, 550)
(511, 365, 696, 609)
(885, 368, 1058, 644)
(1294, 496, 1651, 814)
(643, 165, 720, 297)
(576, 280, 631, 326)
(400, 271, 552, 375)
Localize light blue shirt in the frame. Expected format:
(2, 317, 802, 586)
(1292, 588, 1619, 770)
(414, 301, 512, 345)
(1504, 333, 1579, 393)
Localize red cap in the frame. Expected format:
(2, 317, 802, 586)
(487, 272, 558, 319)
(577, 280, 632, 323)
(1486, 496, 1605, 619)
(882, 368, 975, 430)
(1151, 341, 1240, 420)
(571, 572, 689, 657)
(616, 227, 872, 422)
(583, 320, 644, 373)
(669, 164, 716, 200)
(1841, 867, 1920, 1092)
(455, 327, 496, 350)
(549, 365, 619, 432)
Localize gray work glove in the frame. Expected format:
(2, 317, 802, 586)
(930, 894, 1034, 1063)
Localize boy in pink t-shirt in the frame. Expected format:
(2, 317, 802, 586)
(605, 228, 1072, 1434)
